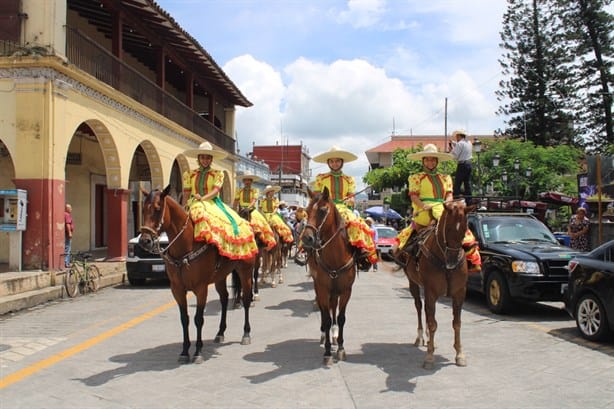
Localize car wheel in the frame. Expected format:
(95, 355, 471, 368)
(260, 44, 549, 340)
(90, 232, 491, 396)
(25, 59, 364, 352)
(485, 271, 512, 314)
(575, 293, 611, 341)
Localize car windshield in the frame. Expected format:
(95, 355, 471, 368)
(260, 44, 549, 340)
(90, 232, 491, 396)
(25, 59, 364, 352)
(376, 227, 397, 238)
(481, 217, 558, 245)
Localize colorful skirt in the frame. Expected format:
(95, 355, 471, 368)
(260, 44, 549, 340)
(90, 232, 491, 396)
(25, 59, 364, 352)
(263, 212, 294, 244)
(336, 204, 378, 265)
(248, 209, 277, 250)
(188, 198, 258, 260)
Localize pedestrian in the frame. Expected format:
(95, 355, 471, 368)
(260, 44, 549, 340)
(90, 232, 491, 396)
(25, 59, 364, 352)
(365, 217, 379, 272)
(64, 203, 74, 268)
(233, 173, 277, 251)
(448, 129, 473, 200)
(182, 142, 258, 260)
(568, 207, 590, 251)
(395, 144, 481, 272)
(312, 145, 378, 271)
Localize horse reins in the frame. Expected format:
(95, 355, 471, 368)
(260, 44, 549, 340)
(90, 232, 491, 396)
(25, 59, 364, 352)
(419, 202, 465, 271)
(302, 203, 354, 278)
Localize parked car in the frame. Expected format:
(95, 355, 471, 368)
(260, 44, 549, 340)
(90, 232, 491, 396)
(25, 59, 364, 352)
(126, 233, 169, 285)
(374, 224, 399, 260)
(467, 212, 581, 314)
(564, 240, 614, 341)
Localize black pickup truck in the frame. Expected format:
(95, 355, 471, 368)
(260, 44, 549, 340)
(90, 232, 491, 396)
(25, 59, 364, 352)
(467, 212, 581, 314)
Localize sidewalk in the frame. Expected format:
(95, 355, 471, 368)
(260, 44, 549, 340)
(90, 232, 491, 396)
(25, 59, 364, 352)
(0, 260, 127, 315)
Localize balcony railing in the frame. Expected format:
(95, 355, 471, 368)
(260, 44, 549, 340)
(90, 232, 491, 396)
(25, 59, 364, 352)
(5, 28, 233, 153)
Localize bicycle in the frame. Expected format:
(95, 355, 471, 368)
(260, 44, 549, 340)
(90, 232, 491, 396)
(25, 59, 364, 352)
(62, 252, 101, 298)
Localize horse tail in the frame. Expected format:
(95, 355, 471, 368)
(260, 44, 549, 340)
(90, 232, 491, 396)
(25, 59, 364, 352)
(231, 270, 241, 300)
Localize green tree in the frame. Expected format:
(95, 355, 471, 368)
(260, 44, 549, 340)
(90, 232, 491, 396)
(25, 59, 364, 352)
(497, 0, 577, 146)
(554, 0, 614, 152)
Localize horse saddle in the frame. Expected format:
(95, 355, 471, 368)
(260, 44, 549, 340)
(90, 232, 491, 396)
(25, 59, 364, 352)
(402, 225, 435, 260)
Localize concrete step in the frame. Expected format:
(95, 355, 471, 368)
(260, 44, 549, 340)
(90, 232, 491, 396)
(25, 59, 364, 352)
(0, 262, 127, 315)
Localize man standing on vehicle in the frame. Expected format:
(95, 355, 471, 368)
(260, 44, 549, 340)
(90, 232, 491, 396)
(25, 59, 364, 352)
(448, 129, 473, 201)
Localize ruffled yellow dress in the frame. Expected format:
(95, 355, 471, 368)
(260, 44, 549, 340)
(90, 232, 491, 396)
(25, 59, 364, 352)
(260, 196, 294, 244)
(235, 186, 277, 250)
(183, 167, 258, 260)
(397, 171, 480, 270)
(314, 171, 378, 264)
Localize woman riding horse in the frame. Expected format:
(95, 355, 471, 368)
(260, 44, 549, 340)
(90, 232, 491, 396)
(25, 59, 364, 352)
(182, 141, 258, 260)
(260, 185, 295, 246)
(312, 146, 377, 271)
(233, 173, 277, 251)
(395, 144, 481, 272)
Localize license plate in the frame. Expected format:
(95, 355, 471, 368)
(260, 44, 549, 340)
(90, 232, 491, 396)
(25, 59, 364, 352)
(152, 264, 165, 272)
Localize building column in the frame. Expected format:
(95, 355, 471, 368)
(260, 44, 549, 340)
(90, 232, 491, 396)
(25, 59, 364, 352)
(12, 178, 65, 271)
(106, 188, 129, 261)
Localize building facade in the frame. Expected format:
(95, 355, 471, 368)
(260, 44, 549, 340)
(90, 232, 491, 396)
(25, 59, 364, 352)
(0, 0, 250, 270)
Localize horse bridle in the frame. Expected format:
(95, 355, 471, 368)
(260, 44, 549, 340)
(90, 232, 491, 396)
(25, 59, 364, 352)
(302, 204, 354, 278)
(420, 203, 465, 271)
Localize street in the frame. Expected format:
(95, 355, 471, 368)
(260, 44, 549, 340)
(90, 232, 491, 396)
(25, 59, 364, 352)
(1, 260, 613, 409)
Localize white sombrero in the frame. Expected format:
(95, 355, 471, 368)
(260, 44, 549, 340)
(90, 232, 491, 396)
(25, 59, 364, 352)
(263, 185, 281, 195)
(312, 146, 358, 163)
(183, 141, 227, 160)
(407, 144, 453, 162)
(452, 129, 468, 138)
(237, 173, 261, 183)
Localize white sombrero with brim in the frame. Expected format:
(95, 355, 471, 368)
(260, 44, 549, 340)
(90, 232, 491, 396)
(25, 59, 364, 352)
(312, 146, 358, 163)
(407, 144, 453, 162)
(237, 173, 261, 183)
(183, 141, 227, 160)
(263, 185, 281, 195)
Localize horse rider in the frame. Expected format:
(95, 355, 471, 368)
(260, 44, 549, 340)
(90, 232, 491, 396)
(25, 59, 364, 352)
(395, 144, 481, 272)
(260, 185, 295, 246)
(233, 173, 277, 251)
(181, 141, 258, 260)
(312, 145, 378, 271)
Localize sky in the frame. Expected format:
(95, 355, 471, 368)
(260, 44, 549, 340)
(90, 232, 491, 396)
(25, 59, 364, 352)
(156, 0, 509, 188)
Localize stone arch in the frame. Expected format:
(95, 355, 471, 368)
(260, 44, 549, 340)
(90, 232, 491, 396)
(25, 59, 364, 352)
(138, 140, 164, 190)
(0, 138, 16, 188)
(83, 119, 122, 189)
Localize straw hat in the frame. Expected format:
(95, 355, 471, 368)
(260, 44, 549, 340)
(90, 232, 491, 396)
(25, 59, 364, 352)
(312, 146, 358, 164)
(263, 185, 281, 195)
(452, 129, 468, 138)
(279, 200, 287, 207)
(407, 144, 453, 162)
(183, 141, 227, 160)
(237, 173, 261, 183)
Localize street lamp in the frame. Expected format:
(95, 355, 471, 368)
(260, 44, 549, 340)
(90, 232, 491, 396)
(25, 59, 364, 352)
(473, 137, 482, 197)
(513, 159, 521, 198)
(493, 153, 500, 167)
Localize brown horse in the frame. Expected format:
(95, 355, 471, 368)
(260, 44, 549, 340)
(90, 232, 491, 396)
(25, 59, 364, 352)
(261, 226, 282, 287)
(301, 187, 357, 365)
(236, 206, 270, 301)
(403, 200, 476, 369)
(139, 186, 255, 364)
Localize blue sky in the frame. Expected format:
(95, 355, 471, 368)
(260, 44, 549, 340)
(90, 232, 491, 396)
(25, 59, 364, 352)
(156, 0, 508, 186)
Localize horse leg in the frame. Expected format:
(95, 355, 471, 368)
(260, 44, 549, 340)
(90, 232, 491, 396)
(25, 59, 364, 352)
(253, 253, 261, 301)
(330, 295, 339, 346)
(231, 271, 242, 309)
(336, 291, 352, 362)
(409, 281, 425, 347)
(423, 296, 438, 370)
(214, 280, 228, 343)
(318, 303, 333, 366)
(452, 292, 467, 367)
(172, 289, 191, 364)
(238, 266, 253, 345)
(192, 297, 207, 364)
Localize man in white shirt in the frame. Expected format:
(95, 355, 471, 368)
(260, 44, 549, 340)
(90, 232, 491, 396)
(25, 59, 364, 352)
(449, 129, 473, 200)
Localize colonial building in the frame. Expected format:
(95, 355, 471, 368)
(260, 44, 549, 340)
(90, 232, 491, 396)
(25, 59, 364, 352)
(0, 0, 250, 270)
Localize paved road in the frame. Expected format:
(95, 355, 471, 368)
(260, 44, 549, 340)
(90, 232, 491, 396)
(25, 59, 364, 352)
(1, 261, 613, 409)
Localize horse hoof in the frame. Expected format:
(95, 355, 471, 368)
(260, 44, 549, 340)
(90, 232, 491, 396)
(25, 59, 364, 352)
(241, 335, 251, 345)
(193, 354, 204, 364)
(178, 354, 190, 364)
(323, 356, 333, 366)
(337, 348, 346, 361)
(423, 360, 435, 370)
(214, 335, 224, 343)
(253, 294, 260, 301)
(278, 277, 284, 283)
(271, 282, 277, 288)
(456, 356, 467, 367)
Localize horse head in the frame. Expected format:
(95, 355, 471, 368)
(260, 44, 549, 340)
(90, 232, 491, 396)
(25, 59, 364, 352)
(437, 200, 477, 269)
(301, 187, 342, 251)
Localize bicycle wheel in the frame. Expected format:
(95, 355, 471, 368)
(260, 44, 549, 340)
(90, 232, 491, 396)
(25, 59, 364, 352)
(65, 267, 79, 298)
(86, 265, 101, 293)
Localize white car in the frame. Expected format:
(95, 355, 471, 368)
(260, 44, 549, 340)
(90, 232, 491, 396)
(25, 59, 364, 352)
(126, 233, 169, 285)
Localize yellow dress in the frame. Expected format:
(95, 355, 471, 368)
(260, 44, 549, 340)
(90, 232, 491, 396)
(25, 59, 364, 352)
(260, 196, 294, 244)
(183, 167, 258, 260)
(314, 171, 378, 264)
(397, 171, 480, 269)
(235, 186, 277, 250)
